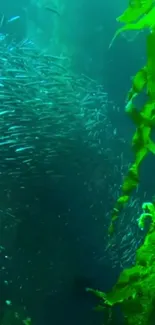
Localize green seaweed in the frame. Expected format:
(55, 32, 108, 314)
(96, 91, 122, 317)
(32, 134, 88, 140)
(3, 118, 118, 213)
(109, 29, 155, 235)
(89, 202, 155, 325)
(93, 1, 155, 323)
(117, 0, 153, 24)
(109, 5, 155, 48)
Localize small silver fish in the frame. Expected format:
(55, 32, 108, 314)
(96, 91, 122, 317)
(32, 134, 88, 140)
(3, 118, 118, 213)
(7, 16, 20, 23)
(15, 146, 34, 152)
(0, 15, 4, 28)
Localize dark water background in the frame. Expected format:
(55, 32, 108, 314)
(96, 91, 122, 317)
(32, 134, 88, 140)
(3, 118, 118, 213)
(0, 1, 154, 325)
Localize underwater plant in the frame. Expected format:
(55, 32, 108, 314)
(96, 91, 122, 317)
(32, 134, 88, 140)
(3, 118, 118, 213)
(87, 1, 155, 324)
(88, 200, 155, 325)
(109, 0, 155, 235)
(0, 306, 31, 325)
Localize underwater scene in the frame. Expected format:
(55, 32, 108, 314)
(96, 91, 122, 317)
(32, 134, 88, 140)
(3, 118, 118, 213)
(0, 0, 155, 325)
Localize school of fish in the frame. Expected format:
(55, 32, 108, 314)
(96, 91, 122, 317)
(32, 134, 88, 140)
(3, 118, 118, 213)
(0, 35, 111, 180)
(0, 33, 144, 282)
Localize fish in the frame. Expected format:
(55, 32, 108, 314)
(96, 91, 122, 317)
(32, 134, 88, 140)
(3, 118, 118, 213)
(45, 6, 60, 16)
(0, 14, 4, 28)
(7, 16, 20, 23)
(15, 146, 35, 153)
(0, 33, 141, 277)
(0, 35, 112, 188)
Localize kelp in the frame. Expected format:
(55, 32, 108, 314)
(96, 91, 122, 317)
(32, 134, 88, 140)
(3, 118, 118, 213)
(109, 4, 155, 234)
(88, 202, 155, 325)
(109, 6, 155, 48)
(117, 0, 153, 24)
